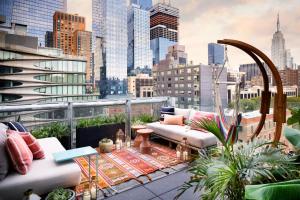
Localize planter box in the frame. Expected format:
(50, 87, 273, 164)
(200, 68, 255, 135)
(76, 123, 125, 148)
(59, 136, 71, 150)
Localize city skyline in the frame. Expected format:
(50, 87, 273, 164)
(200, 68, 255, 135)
(68, 0, 300, 68)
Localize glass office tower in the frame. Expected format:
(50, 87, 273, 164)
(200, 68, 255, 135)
(92, 0, 128, 97)
(0, 0, 66, 46)
(208, 43, 225, 65)
(130, 0, 152, 10)
(128, 4, 152, 75)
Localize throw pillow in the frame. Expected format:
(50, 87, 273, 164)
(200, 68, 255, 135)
(6, 132, 33, 174)
(162, 114, 184, 126)
(160, 106, 175, 121)
(190, 111, 215, 132)
(0, 130, 9, 180)
(3, 122, 28, 132)
(0, 123, 8, 132)
(7, 130, 45, 159)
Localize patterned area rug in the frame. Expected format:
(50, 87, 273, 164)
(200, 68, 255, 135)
(75, 142, 183, 194)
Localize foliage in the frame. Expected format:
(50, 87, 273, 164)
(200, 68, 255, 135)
(99, 138, 113, 143)
(31, 122, 70, 139)
(245, 179, 300, 200)
(240, 98, 261, 112)
(132, 113, 157, 125)
(76, 114, 125, 128)
(176, 119, 299, 200)
(287, 108, 300, 127)
(46, 187, 73, 200)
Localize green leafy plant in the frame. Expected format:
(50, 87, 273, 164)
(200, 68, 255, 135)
(176, 119, 299, 200)
(76, 114, 125, 128)
(31, 122, 70, 139)
(287, 109, 300, 130)
(132, 113, 157, 126)
(46, 187, 73, 200)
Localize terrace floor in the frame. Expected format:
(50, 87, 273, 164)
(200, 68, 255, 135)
(104, 169, 198, 200)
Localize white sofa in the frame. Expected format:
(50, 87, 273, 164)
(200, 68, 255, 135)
(147, 108, 218, 149)
(0, 137, 81, 200)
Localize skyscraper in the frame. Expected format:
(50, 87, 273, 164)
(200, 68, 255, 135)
(0, 0, 67, 46)
(92, 0, 128, 96)
(45, 31, 53, 48)
(271, 14, 286, 70)
(128, 4, 152, 74)
(53, 12, 92, 82)
(208, 43, 224, 65)
(150, 3, 179, 65)
(130, 0, 153, 10)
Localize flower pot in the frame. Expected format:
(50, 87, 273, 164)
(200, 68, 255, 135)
(99, 140, 114, 153)
(45, 189, 75, 200)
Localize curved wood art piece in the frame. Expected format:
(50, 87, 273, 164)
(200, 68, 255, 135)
(217, 39, 286, 145)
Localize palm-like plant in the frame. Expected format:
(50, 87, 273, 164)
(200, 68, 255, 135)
(176, 119, 299, 200)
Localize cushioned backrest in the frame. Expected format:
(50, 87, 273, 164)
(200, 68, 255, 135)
(160, 107, 175, 120)
(174, 108, 191, 120)
(3, 122, 28, 132)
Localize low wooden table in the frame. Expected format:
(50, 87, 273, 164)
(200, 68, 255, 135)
(137, 128, 153, 154)
(132, 125, 147, 147)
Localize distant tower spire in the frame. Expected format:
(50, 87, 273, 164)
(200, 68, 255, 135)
(277, 13, 280, 32)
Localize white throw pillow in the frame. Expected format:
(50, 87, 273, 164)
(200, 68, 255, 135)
(175, 108, 191, 120)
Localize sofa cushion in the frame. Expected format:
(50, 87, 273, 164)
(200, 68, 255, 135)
(7, 130, 45, 160)
(160, 106, 175, 120)
(3, 122, 28, 132)
(6, 133, 33, 175)
(0, 123, 8, 132)
(174, 108, 191, 121)
(0, 130, 9, 181)
(0, 137, 81, 200)
(162, 115, 184, 126)
(147, 122, 217, 148)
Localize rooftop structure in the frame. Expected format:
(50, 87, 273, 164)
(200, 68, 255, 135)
(128, 74, 153, 98)
(208, 43, 224, 65)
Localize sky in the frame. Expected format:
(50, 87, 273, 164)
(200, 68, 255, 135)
(68, 0, 300, 69)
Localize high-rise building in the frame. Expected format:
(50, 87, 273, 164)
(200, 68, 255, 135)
(150, 3, 179, 65)
(92, 0, 128, 96)
(208, 43, 224, 65)
(130, 0, 153, 10)
(0, 0, 67, 46)
(53, 12, 85, 55)
(53, 12, 92, 82)
(45, 31, 53, 48)
(285, 49, 294, 69)
(271, 14, 286, 70)
(128, 4, 152, 75)
(153, 45, 227, 110)
(0, 31, 97, 105)
(278, 68, 298, 86)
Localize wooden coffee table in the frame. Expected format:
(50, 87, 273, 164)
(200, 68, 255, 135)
(137, 128, 153, 154)
(132, 125, 147, 147)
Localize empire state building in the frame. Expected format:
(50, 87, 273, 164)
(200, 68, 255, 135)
(271, 14, 286, 70)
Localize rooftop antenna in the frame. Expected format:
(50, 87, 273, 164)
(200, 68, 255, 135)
(277, 13, 280, 32)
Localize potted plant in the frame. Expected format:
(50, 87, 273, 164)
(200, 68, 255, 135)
(99, 138, 114, 153)
(176, 119, 299, 200)
(32, 122, 71, 149)
(45, 187, 75, 200)
(76, 114, 125, 148)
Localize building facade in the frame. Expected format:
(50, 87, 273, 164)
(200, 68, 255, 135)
(130, 0, 153, 10)
(0, 31, 96, 104)
(271, 14, 286, 70)
(45, 31, 53, 48)
(278, 68, 299, 87)
(92, 0, 128, 97)
(208, 43, 224, 65)
(150, 3, 179, 65)
(0, 0, 67, 46)
(153, 45, 227, 110)
(128, 4, 152, 74)
(128, 74, 153, 98)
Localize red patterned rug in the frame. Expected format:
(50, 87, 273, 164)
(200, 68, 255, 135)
(75, 142, 183, 194)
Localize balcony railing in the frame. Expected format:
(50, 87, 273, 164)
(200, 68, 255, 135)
(0, 97, 174, 148)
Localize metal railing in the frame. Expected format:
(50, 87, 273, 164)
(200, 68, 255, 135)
(0, 97, 174, 148)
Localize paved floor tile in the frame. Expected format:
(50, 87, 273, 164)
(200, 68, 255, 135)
(159, 187, 199, 200)
(104, 186, 156, 200)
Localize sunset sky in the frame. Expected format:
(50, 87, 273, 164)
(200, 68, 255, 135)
(68, 0, 300, 69)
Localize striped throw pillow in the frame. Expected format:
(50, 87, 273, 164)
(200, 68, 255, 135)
(7, 130, 45, 159)
(3, 122, 28, 132)
(6, 132, 33, 174)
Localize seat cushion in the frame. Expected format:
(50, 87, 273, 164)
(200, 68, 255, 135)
(0, 130, 9, 181)
(0, 137, 81, 200)
(147, 122, 217, 148)
(6, 132, 33, 175)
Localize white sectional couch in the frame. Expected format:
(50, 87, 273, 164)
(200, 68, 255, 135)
(0, 137, 81, 200)
(147, 108, 218, 149)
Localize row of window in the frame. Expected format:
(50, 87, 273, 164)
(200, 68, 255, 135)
(34, 86, 86, 95)
(0, 50, 23, 60)
(37, 60, 86, 73)
(34, 74, 85, 84)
